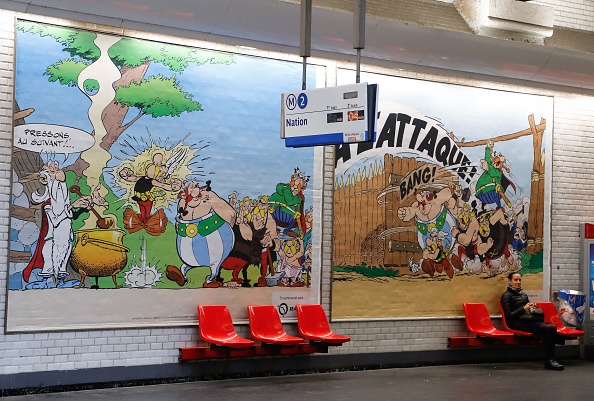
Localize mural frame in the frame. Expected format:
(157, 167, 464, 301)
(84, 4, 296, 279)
(6, 20, 325, 332)
(331, 68, 553, 321)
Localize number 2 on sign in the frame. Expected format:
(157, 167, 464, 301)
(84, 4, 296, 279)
(298, 93, 308, 109)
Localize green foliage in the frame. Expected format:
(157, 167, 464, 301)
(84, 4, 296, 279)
(108, 38, 235, 70)
(18, 21, 75, 42)
(108, 38, 168, 68)
(521, 250, 544, 274)
(18, 21, 100, 60)
(19, 20, 235, 75)
(115, 74, 202, 117)
(19, 20, 235, 125)
(333, 263, 399, 278)
(82, 79, 99, 92)
(63, 30, 100, 60)
(45, 59, 90, 87)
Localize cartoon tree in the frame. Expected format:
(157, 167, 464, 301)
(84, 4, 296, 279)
(18, 21, 234, 177)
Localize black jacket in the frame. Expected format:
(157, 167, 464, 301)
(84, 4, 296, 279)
(500, 286, 529, 323)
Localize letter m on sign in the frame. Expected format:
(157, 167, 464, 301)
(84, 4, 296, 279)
(286, 95, 296, 110)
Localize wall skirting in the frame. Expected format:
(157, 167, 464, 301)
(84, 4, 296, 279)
(0, 346, 581, 396)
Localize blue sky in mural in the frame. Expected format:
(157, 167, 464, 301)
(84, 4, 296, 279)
(15, 29, 317, 218)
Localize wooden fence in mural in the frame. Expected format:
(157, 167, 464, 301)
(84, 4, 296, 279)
(333, 154, 455, 269)
(333, 155, 387, 268)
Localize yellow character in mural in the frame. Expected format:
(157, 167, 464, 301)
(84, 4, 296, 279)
(119, 152, 183, 236)
(276, 237, 305, 287)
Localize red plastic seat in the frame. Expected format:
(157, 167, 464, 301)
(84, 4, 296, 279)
(247, 305, 304, 345)
(295, 304, 350, 345)
(198, 305, 255, 348)
(498, 302, 535, 337)
(536, 302, 585, 338)
(462, 303, 513, 339)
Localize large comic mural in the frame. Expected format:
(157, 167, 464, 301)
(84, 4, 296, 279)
(332, 70, 552, 319)
(8, 21, 319, 331)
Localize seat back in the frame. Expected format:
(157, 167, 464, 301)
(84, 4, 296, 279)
(535, 302, 563, 328)
(247, 305, 285, 340)
(498, 301, 539, 337)
(498, 301, 513, 331)
(296, 304, 332, 338)
(463, 303, 496, 334)
(198, 305, 239, 342)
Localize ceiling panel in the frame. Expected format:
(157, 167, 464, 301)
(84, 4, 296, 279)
(3, 0, 594, 91)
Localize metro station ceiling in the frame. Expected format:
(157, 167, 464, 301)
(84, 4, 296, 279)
(2, 0, 594, 92)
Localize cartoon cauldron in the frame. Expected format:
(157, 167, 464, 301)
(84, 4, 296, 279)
(70, 228, 129, 289)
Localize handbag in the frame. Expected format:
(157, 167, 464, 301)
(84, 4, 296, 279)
(520, 306, 545, 322)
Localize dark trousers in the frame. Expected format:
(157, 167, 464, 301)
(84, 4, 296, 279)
(510, 320, 558, 358)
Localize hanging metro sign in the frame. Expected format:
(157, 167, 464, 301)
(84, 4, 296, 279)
(281, 83, 378, 147)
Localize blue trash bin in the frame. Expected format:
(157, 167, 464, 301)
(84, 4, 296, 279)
(558, 289, 585, 328)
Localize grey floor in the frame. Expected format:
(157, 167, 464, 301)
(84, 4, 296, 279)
(6, 360, 594, 400)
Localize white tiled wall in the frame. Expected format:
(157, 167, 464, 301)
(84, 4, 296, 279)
(541, 0, 594, 31)
(0, 0, 592, 378)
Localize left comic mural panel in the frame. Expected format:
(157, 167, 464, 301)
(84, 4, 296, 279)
(7, 21, 320, 332)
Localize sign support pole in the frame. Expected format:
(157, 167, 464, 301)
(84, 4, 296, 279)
(353, 0, 366, 84)
(300, 0, 312, 90)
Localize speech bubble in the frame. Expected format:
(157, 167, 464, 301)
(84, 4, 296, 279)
(13, 124, 95, 156)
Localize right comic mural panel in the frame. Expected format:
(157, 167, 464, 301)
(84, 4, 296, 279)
(332, 70, 553, 319)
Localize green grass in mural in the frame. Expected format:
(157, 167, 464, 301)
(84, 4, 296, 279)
(64, 172, 178, 289)
(87, 221, 185, 289)
(102, 176, 129, 226)
(118, 225, 182, 288)
(114, 231, 275, 289)
(64, 173, 279, 289)
(333, 263, 399, 278)
(332, 251, 544, 279)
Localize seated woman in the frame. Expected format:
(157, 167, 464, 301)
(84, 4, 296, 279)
(500, 272, 564, 371)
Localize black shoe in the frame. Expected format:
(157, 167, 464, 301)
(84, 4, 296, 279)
(544, 359, 564, 371)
